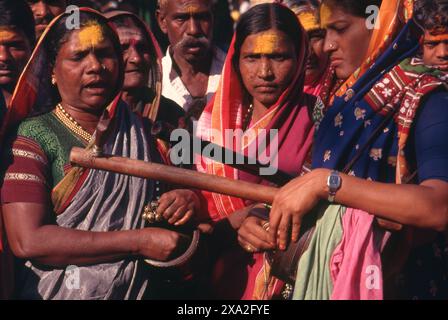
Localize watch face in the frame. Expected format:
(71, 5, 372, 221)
(329, 175, 339, 186)
(328, 175, 341, 188)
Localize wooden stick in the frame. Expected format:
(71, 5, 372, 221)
(70, 147, 278, 204)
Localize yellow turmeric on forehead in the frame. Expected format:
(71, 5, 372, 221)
(298, 11, 320, 32)
(252, 31, 280, 55)
(78, 21, 105, 51)
(0, 27, 17, 42)
(320, 3, 332, 28)
(186, 4, 200, 14)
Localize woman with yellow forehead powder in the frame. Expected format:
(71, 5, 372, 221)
(284, 0, 333, 101)
(195, 3, 318, 299)
(0, 9, 200, 299)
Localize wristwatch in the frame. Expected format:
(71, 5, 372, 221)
(327, 170, 342, 203)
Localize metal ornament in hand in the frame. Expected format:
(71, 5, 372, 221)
(142, 201, 164, 224)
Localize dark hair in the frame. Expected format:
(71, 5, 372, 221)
(414, 0, 448, 32)
(45, 10, 122, 67)
(322, 0, 383, 18)
(0, 0, 36, 46)
(233, 3, 305, 71)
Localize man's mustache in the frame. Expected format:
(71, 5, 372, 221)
(175, 35, 211, 51)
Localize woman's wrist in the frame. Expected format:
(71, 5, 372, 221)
(133, 229, 148, 257)
(313, 168, 333, 200)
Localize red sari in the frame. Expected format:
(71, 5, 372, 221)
(195, 28, 316, 299)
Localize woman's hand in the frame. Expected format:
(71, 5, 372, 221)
(238, 216, 275, 253)
(137, 227, 190, 261)
(269, 169, 329, 250)
(156, 189, 200, 226)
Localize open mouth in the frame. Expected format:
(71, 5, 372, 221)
(84, 80, 108, 95)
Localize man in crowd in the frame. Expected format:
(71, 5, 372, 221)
(415, 0, 448, 72)
(26, 1, 66, 39)
(0, 0, 35, 108)
(156, 0, 225, 121)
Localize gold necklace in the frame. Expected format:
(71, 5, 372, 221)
(54, 103, 92, 142)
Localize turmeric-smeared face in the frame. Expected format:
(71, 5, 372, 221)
(0, 27, 32, 91)
(239, 29, 297, 108)
(52, 23, 120, 112)
(423, 31, 448, 71)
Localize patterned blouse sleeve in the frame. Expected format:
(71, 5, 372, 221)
(414, 91, 448, 183)
(1, 125, 51, 204)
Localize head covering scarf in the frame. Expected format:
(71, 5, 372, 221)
(292, 0, 447, 300)
(0, 8, 162, 299)
(105, 10, 164, 121)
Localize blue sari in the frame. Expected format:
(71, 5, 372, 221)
(309, 19, 448, 299)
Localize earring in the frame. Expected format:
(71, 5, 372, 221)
(51, 76, 56, 85)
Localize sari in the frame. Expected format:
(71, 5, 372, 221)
(292, 0, 448, 300)
(0, 8, 165, 299)
(195, 14, 317, 299)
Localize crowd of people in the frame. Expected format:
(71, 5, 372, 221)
(0, 0, 447, 300)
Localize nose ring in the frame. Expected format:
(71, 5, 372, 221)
(329, 43, 336, 49)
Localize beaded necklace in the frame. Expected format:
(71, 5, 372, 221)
(54, 103, 92, 142)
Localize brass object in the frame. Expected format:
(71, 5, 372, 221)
(142, 200, 163, 224)
(281, 283, 294, 300)
(244, 244, 254, 253)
